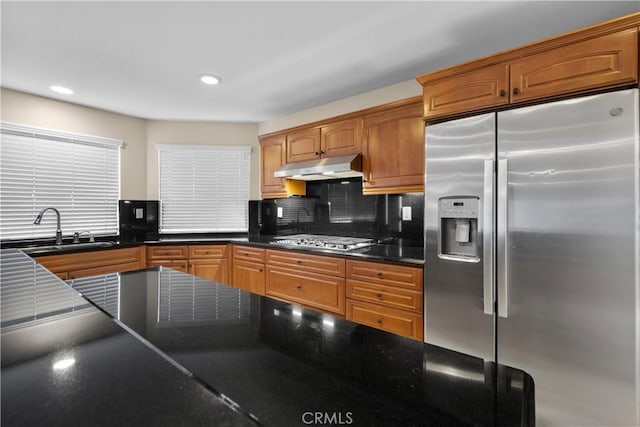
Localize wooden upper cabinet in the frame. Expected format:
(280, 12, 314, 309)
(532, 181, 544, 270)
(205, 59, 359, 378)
(260, 135, 287, 196)
(510, 29, 638, 103)
(417, 15, 640, 120)
(424, 63, 509, 120)
(286, 128, 321, 163)
(363, 101, 424, 194)
(320, 118, 363, 158)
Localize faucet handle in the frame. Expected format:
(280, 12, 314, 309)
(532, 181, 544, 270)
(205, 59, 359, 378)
(73, 231, 94, 243)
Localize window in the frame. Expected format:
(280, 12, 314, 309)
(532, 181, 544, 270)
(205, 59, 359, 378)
(157, 145, 250, 233)
(0, 123, 122, 241)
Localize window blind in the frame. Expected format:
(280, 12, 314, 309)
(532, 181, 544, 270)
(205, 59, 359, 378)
(0, 123, 122, 240)
(157, 145, 250, 233)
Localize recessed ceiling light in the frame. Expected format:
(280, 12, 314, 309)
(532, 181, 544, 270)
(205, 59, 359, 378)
(50, 85, 74, 95)
(199, 74, 221, 85)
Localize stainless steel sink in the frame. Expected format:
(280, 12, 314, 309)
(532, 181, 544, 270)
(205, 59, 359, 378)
(21, 241, 115, 254)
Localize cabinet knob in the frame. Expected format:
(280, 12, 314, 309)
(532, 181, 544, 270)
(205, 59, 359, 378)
(296, 260, 302, 264)
(376, 272, 383, 278)
(315, 151, 320, 155)
(513, 87, 520, 95)
(499, 89, 506, 97)
(259, 269, 263, 272)
(320, 150, 325, 155)
(376, 318, 383, 324)
(296, 285, 302, 290)
(376, 293, 383, 299)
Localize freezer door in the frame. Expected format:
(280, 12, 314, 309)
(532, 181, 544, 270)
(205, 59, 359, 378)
(424, 113, 496, 361)
(497, 89, 639, 426)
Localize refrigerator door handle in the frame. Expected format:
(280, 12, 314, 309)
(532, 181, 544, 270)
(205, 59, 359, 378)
(483, 159, 494, 315)
(497, 158, 508, 318)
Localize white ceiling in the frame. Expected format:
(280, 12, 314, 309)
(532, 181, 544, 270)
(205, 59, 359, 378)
(2, 1, 638, 122)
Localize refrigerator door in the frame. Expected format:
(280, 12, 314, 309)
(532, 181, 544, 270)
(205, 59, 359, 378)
(497, 89, 639, 426)
(424, 113, 496, 360)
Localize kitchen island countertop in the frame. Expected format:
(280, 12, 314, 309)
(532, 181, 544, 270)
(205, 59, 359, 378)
(1, 249, 533, 426)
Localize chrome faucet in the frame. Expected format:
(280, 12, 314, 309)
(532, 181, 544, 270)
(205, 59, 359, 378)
(73, 231, 94, 243)
(33, 207, 63, 245)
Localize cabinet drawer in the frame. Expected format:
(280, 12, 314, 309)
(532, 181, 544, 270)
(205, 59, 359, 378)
(146, 245, 188, 260)
(346, 279, 422, 313)
(346, 299, 423, 341)
(232, 245, 266, 263)
(233, 260, 266, 295)
(188, 244, 228, 259)
(266, 266, 345, 315)
(147, 260, 189, 273)
(345, 260, 423, 291)
(266, 249, 345, 277)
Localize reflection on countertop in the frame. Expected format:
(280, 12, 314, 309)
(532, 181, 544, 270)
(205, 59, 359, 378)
(2, 249, 533, 426)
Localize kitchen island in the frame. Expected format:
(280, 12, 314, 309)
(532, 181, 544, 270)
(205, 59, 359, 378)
(1, 249, 534, 426)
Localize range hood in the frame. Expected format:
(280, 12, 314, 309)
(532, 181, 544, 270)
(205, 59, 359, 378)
(273, 153, 363, 181)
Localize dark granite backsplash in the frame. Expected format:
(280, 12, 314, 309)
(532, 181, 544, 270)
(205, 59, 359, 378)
(265, 178, 424, 247)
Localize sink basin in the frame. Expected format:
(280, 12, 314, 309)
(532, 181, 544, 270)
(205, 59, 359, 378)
(21, 241, 115, 254)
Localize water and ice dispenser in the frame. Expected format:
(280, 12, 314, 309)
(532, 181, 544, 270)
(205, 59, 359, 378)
(438, 197, 480, 262)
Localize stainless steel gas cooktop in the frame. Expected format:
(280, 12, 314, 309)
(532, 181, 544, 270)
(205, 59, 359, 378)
(270, 234, 375, 251)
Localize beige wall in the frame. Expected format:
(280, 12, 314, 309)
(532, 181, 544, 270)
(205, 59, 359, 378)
(1, 88, 148, 199)
(146, 120, 260, 200)
(258, 79, 421, 135)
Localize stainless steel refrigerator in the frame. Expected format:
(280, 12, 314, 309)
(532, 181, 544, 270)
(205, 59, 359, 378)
(424, 88, 639, 426)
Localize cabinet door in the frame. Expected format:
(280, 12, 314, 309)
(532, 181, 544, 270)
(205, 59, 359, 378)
(266, 266, 345, 315)
(320, 118, 363, 157)
(363, 102, 425, 194)
(189, 259, 228, 284)
(147, 260, 189, 273)
(69, 261, 143, 280)
(423, 63, 509, 120)
(260, 135, 287, 197)
(510, 29, 638, 103)
(233, 260, 265, 295)
(286, 128, 321, 163)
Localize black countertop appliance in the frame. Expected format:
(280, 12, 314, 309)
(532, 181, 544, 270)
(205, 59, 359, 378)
(118, 200, 159, 242)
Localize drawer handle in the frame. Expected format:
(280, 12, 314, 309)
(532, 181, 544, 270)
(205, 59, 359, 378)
(296, 285, 302, 290)
(376, 318, 383, 324)
(244, 253, 250, 256)
(296, 260, 302, 264)
(376, 272, 383, 278)
(376, 293, 383, 299)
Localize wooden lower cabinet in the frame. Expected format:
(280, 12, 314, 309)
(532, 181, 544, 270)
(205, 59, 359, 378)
(346, 299, 423, 341)
(146, 244, 230, 284)
(35, 246, 145, 280)
(189, 258, 228, 284)
(266, 266, 345, 315)
(233, 259, 265, 295)
(345, 259, 423, 341)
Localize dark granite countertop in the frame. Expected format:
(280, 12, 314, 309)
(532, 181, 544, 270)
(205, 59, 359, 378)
(3, 233, 424, 265)
(1, 248, 533, 426)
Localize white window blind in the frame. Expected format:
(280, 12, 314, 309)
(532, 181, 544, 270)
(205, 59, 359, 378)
(157, 145, 250, 233)
(0, 123, 122, 240)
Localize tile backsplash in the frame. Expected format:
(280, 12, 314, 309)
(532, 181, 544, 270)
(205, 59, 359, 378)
(267, 178, 423, 247)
